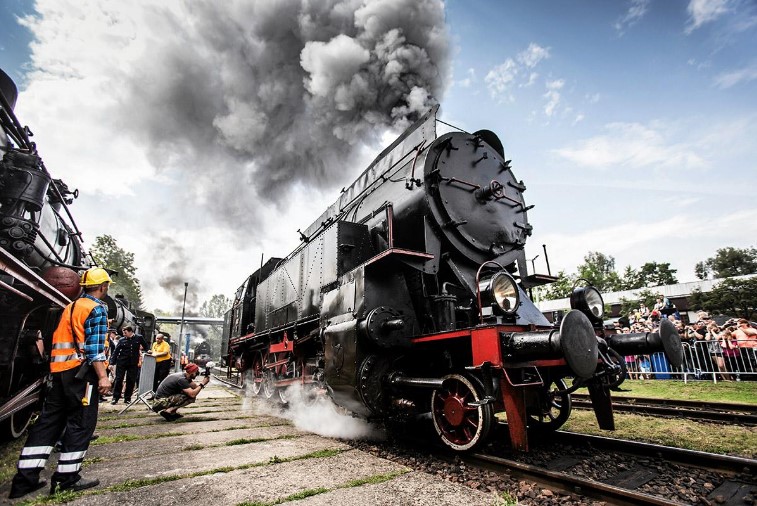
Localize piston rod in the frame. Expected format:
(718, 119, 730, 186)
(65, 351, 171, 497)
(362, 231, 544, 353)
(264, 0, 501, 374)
(388, 373, 444, 389)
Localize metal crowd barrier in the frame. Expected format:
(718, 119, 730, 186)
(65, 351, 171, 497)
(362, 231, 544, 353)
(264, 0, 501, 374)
(623, 339, 757, 383)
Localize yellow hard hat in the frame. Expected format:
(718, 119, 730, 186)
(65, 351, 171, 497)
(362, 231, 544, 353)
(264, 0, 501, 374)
(80, 267, 113, 287)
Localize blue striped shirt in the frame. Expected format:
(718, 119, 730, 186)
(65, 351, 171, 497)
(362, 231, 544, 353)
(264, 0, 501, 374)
(82, 294, 108, 363)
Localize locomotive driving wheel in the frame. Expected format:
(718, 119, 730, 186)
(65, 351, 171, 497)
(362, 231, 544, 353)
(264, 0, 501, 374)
(249, 351, 265, 397)
(261, 369, 276, 400)
(526, 378, 572, 431)
(278, 357, 304, 405)
(431, 374, 494, 451)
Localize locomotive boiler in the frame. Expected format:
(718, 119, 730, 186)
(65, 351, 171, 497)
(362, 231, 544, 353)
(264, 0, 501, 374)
(223, 105, 682, 451)
(0, 69, 153, 439)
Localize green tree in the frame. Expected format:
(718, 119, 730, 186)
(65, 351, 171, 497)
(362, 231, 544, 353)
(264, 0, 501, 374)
(690, 277, 757, 320)
(199, 294, 232, 318)
(199, 294, 232, 361)
(90, 235, 143, 309)
(635, 262, 678, 287)
(577, 251, 621, 292)
(619, 265, 639, 290)
(695, 247, 757, 280)
(533, 270, 574, 302)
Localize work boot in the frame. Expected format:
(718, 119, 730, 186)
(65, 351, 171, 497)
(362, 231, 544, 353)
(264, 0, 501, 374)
(50, 477, 99, 494)
(110, 399, 118, 405)
(8, 478, 46, 499)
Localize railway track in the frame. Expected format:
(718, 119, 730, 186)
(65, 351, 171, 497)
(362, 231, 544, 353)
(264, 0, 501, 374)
(572, 393, 757, 425)
(472, 426, 757, 505)
(212, 374, 757, 505)
(546, 430, 756, 475)
(465, 452, 681, 505)
(211, 371, 244, 390)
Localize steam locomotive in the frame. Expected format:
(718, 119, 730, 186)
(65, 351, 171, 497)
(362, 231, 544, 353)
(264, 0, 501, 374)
(0, 69, 154, 439)
(222, 105, 682, 451)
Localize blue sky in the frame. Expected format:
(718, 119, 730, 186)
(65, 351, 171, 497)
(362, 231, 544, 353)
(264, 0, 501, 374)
(1, 0, 755, 310)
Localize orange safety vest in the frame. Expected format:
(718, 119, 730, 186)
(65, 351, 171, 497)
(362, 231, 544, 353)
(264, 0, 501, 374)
(50, 297, 99, 373)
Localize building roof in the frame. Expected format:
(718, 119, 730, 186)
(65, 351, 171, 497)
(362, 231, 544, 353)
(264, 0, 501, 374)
(536, 273, 757, 312)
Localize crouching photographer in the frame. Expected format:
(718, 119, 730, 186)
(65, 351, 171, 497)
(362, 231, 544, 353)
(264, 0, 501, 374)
(152, 363, 209, 421)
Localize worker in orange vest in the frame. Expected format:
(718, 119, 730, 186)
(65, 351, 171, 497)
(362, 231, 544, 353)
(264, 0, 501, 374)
(9, 268, 113, 499)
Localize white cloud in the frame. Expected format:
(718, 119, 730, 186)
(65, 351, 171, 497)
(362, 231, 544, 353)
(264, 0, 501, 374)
(686, 0, 731, 33)
(554, 122, 708, 170)
(485, 43, 552, 101)
(484, 58, 518, 99)
(531, 208, 757, 282)
(714, 63, 757, 88)
(517, 43, 550, 68)
(543, 79, 564, 117)
(586, 93, 600, 104)
(614, 0, 650, 34)
(455, 67, 476, 88)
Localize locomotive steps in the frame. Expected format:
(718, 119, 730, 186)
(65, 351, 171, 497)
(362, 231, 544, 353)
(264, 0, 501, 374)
(0, 381, 498, 505)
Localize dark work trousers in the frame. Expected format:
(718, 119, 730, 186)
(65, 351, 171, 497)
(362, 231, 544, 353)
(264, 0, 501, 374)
(112, 364, 138, 402)
(153, 360, 171, 392)
(11, 367, 99, 493)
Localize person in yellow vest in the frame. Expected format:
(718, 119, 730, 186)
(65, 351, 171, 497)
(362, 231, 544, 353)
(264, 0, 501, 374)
(9, 268, 113, 499)
(147, 333, 172, 392)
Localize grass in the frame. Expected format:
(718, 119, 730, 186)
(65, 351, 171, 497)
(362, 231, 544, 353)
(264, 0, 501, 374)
(611, 379, 757, 404)
(225, 434, 299, 446)
(236, 470, 409, 506)
(225, 437, 270, 446)
(0, 437, 25, 483)
(491, 379, 757, 457)
(491, 491, 518, 506)
(562, 410, 757, 458)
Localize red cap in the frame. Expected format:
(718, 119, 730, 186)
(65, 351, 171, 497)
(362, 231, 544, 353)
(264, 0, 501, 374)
(185, 363, 199, 374)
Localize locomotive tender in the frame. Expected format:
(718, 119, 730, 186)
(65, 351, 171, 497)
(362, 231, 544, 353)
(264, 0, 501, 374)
(223, 105, 682, 451)
(0, 69, 154, 439)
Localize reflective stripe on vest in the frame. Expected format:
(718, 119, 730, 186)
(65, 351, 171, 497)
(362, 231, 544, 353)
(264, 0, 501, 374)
(50, 298, 99, 373)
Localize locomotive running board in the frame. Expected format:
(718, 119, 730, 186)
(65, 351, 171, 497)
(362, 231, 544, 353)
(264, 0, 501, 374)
(0, 246, 70, 308)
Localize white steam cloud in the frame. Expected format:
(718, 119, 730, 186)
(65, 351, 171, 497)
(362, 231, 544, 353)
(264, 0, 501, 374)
(243, 381, 383, 441)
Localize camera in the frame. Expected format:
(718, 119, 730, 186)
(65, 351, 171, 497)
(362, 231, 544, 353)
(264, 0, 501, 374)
(203, 361, 215, 377)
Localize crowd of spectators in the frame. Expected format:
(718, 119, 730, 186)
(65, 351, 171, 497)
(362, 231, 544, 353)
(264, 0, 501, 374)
(613, 296, 757, 381)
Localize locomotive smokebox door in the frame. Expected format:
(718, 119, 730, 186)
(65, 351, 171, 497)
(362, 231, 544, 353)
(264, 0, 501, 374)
(424, 131, 531, 266)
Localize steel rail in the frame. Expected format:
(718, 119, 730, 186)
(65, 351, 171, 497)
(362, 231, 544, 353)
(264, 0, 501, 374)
(571, 394, 757, 425)
(572, 393, 757, 413)
(211, 372, 244, 390)
(549, 430, 756, 475)
(465, 452, 685, 506)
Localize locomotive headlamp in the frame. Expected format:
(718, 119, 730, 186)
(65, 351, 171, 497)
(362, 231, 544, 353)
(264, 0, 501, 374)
(479, 271, 519, 314)
(570, 285, 604, 323)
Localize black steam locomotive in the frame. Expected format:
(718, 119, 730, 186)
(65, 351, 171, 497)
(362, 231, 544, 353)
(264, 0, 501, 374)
(222, 105, 682, 451)
(0, 69, 154, 439)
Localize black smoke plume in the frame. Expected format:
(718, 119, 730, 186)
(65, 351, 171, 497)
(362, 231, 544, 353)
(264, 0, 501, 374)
(118, 0, 449, 228)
